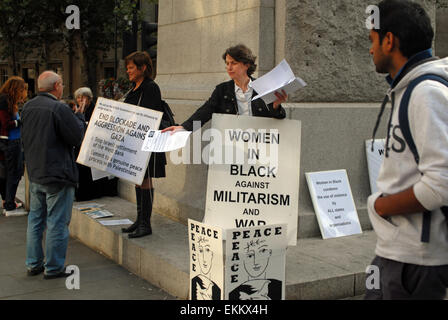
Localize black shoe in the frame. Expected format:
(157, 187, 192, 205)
(128, 226, 152, 238)
(27, 266, 44, 276)
(43, 268, 73, 280)
(128, 188, 153, 239)
(121, 221, 138, 233)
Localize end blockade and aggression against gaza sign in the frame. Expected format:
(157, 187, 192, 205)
(76, 97, 162, 185)
(203, 114, 301, 246)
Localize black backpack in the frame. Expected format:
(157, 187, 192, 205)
(398, 73, 448, 242)
(129, 89, 177, 129)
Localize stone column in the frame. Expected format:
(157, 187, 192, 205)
(157, 0, 276, 100)
(436, 8, 448, 57)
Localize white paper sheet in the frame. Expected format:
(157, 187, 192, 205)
(99, 219, 133, 226)
(73, 203, 105, 209)
(141, 129, 191, 152)
(91, 167, 115, 181)
(250, 59, 307, 105)
(87, 210, 114, 219)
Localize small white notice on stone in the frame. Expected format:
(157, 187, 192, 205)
(141, 129, 191, 152)
(365, 139, 385, 194)
(305, 169, 362, 239)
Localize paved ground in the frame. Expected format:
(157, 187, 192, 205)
(0, 213, 175, 300)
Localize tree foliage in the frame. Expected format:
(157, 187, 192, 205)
(0, 0, 152, 93)
(0, 0, 61, 74)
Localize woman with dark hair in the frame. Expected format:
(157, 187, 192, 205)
(0, 76, 27, 215)
(162, 44, 287, 133)
(121, 51, 167, 238)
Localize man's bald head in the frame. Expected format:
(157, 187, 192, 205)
(38, 71, 63, 99)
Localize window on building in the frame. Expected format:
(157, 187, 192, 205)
(22, 68, 37, 97)
(47, 64, 63, 77)
(0, 67, 8, 86)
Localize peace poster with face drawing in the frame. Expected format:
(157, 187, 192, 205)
(188, 219, 224, 300)
(224, 224, 287, 300)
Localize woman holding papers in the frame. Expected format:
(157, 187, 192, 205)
(121, 51, 167, 238)
(162, 44, 287, 133)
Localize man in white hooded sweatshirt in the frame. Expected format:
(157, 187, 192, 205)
(366, 0, 448, 299)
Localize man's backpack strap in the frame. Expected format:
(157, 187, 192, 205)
(398, 74, 448, 243)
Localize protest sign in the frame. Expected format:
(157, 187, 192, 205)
(203, 114, 301, 246)
(225, 224, 287, 300)
(77, 97, 162, 185)
(188, 219, 224, 300)
(306, 169, 362, 239)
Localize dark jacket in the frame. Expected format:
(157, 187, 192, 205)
(124, 77, 167, 172)
(125, 78, 171, 129)
(182, 79, 286, 131)
(0, 94, 20, 138)
(21, 93, 86, 187)
(84, 96, 98, 122)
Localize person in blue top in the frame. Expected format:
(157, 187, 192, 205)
(0, 76, 27, 216)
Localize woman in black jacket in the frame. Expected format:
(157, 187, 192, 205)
(162, 44, 287, 133)
(121, 51, 166, 238)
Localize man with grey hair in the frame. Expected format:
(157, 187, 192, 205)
(21, 71, 86, 279)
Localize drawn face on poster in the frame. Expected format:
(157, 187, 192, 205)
(225, 224, 287, 300)
(198, 237, 213, 275)
(188, 219, 224, 300)
(243, 239, 272, 279)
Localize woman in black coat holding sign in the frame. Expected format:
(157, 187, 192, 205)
(162, 44, 287, 133)
(121, 51, 167, 238)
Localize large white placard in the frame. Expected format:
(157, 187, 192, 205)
(203, 114, 301, 246)
(305, 169, 362, 239)
(225, 224, 287, 300)
(365, 139, 385, 194)
(77, 97, 162, 185)
(188, 219, 224, 300)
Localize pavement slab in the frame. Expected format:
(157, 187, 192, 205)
(0, 181, 175, 300)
